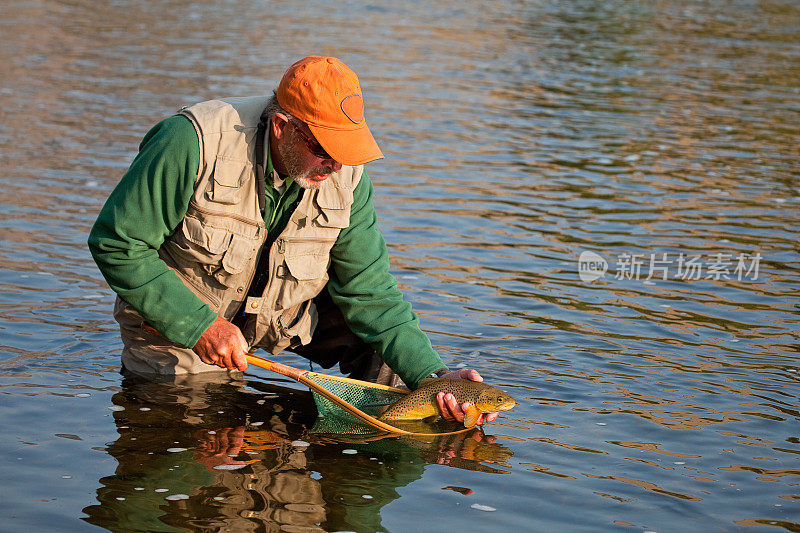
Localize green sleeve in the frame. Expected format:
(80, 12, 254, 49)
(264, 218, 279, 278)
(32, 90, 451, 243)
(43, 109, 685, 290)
(326, 171, 446, 389)
(88, 115, 217, 347)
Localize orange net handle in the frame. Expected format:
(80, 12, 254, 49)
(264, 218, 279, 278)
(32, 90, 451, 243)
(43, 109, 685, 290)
(245, 353, 304, 381)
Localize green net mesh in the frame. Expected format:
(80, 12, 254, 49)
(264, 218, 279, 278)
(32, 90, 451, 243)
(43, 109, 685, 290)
(305, 372, 406, 433)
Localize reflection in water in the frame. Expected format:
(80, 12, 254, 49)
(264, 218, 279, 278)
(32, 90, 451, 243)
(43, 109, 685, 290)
(81, 374, 513, 532)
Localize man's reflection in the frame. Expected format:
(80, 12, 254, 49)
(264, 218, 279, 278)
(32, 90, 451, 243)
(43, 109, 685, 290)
(82, 371, 514, 532)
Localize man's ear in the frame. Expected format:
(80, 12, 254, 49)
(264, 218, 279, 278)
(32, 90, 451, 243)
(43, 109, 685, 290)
(271, 112, 290, 140)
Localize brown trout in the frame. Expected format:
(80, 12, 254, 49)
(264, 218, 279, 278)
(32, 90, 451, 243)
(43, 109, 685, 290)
(379, 378, 516, 428)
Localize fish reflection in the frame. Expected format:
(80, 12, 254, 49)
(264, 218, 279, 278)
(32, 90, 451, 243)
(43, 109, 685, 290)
(82, 371, 514, 532)
(405, 430, 513, 475)
(372, 420, 514, 474)
(315, 421, 514, 475)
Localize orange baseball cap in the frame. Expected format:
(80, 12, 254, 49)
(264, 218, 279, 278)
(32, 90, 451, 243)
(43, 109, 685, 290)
(276, 56, 384, 166)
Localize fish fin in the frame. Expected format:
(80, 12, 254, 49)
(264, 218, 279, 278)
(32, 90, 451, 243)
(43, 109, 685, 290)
(422, 414, 439, 423)
(463, 404, 481, 428)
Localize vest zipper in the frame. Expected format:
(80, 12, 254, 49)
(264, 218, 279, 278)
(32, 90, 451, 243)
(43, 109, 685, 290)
(188, 200, 265, 231)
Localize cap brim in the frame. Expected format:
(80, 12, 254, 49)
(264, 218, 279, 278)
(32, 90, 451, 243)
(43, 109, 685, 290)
(309, 123, 384, 167)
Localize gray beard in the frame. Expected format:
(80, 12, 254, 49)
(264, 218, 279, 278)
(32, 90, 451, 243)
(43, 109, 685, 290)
(278, 128, 330, 190)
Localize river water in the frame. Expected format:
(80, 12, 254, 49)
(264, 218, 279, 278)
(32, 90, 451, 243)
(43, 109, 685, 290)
(1, 1, 798, 531)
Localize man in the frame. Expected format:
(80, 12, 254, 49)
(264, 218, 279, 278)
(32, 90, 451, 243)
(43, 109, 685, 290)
(89, 56, 498, 425)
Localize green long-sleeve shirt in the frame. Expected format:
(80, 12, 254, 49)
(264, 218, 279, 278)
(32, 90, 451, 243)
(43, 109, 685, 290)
(88, 115, 445, 388)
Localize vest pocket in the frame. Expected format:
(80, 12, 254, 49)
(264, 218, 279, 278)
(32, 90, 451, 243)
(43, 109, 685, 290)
(174, 216, 258, 287)
(314, 187, 353, 228)
(272, 237, 336, 315)
(284, 252, 329, 281)
(276, 299, 316, 348)
(215, 234, 257, 287)
(176, 216, 232, 266)
(207, 157, 251, 205)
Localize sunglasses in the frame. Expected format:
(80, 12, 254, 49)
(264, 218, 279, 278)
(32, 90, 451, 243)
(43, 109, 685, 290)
(290, 120, 332, 160)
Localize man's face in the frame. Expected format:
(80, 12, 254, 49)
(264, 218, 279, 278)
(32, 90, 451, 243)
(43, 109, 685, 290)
(278, 120, 342, 190)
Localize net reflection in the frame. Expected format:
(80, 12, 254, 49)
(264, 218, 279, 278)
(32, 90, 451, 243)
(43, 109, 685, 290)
(82, 371, 514, 531)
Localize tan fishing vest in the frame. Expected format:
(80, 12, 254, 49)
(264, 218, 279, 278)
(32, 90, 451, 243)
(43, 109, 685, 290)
(158, 96, 362, 354)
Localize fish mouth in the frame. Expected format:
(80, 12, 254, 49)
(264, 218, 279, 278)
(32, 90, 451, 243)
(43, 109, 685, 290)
(478, 398, 517, 412)
(498, 399, 516, 411)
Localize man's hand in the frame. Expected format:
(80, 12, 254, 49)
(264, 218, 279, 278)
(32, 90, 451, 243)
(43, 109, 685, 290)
(193, 316, 249, 372)
(435, 368, 500, 426)
(193, 427, 248, 472)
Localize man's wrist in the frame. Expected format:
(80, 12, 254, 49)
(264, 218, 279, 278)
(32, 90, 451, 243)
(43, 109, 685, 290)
(429, 368, 449, 378)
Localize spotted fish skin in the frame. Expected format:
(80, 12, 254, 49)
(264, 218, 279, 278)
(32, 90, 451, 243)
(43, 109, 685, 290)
(379, 378, 516, 427)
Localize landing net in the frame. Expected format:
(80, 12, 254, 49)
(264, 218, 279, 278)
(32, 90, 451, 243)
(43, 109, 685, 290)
(305, 372, 406, 421)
